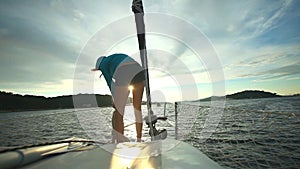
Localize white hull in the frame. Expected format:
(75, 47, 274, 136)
(1, 139, 223, 169)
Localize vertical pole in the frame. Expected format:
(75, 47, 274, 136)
(163, 102, 166, 117)
(132, 0, 155, 140)
(175, 102, 178, 140)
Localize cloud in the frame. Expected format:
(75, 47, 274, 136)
(235, 0, 294, 42)
(0, 0, 299, 98)
(0, 1, 88, 95)
(1, 79, 74, 97)
(254, 63, 300, 82)
(0, 17, 78, 84)
(228, 61, 300, 82)
(156, 0, 295, 44)
(223, 43, 300, 80)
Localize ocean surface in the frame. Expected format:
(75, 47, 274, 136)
(0, 97, 299, 168)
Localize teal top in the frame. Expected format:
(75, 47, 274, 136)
(96, 53, 136, 95)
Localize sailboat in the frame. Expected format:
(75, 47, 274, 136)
(0, 1, 223, 168)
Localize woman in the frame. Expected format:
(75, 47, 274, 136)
(91, 53, 145, 143)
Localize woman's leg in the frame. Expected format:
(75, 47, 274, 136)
(112, 86, 130, 143)
(132, 81, 145, 142)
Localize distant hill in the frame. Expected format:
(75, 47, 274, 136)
(199, 90, 281, 102)
(0, 91, 112, 112)
(1, 90, 297, 112)
(226, 90, 280, 99)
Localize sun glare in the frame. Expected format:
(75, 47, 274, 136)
(128, 85, 134, 91)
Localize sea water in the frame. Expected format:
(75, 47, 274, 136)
(177, 97, 300, 168)
(0, 97, 299, 168)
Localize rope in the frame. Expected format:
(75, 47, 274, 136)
(0, 139, 108, 154)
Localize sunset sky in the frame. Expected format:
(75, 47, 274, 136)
(0, 0, 299, 102)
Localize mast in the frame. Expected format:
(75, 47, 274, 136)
(131, 0, 155, 140)
(132, 0, 167, 141)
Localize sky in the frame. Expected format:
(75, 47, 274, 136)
(0, 0, 299, 102)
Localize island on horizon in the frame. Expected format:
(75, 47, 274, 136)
(198, 90, 299, 102)
(0, 90, 299, 112)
